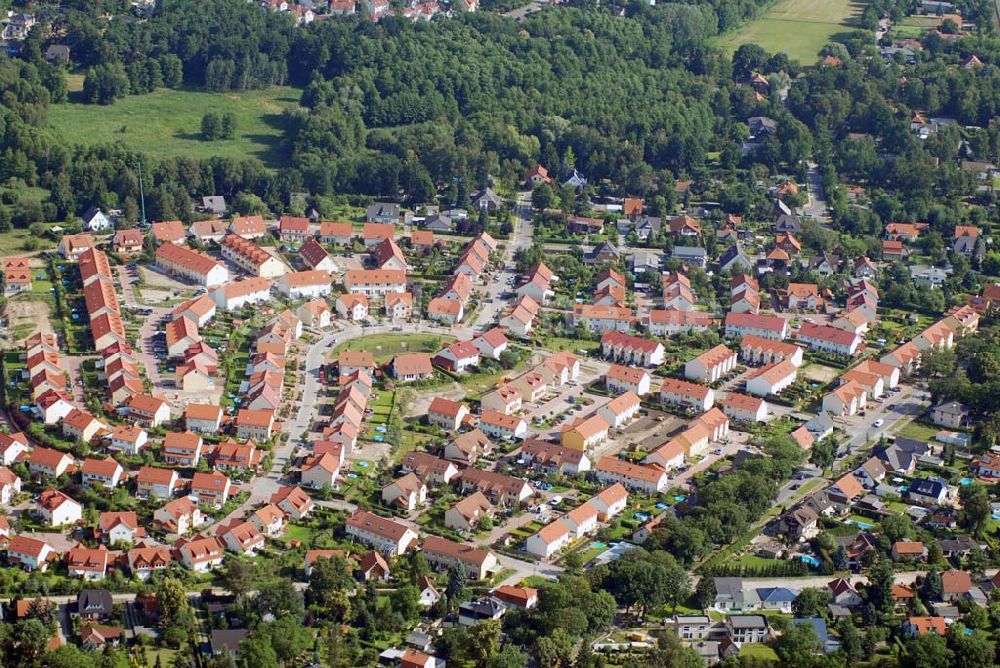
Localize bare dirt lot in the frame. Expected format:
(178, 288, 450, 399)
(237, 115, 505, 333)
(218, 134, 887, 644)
(140, 266, 195, 293)
(801, 363, 841, 384)
(2, 300, 54, 348)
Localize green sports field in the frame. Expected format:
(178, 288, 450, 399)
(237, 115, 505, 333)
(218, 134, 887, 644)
(48, 82, 301, 168)
(713, 0, 865, 63)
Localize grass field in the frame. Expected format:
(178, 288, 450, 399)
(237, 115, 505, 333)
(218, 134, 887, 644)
(332, 333, 454, 363)
(48, 83, 302, 168)
(713, 0, 865, 63)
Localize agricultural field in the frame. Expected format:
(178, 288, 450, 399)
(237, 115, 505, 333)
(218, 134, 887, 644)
(48, 80, 302, 168)
(712, 0, 865, 63)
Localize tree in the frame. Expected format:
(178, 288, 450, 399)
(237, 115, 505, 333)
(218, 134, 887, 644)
(201, 113, 222, 141)
(792, 588, 831, 618)
(694, 576, 716, 610)
(920, 567, 943, 602)
(223, 554, 255, 603)
(157, 578, 188, 625)
(238, 635, 279, 668)
(445, 566, 468, 610)
(641, 630, 703, 668)
(493, 645, 529, 668)
(466, 619, 501, 666)
(221, 112, 237, 140)
(839, 617, 862, 663)
(388, 586, 420, 624)
(900, 633, 952, 668)
(256, 579, 305, 622)
(880, 513, 914, 544)
(83, 63, 129, 104)
(773, 622, 821, 666)
(866, 556, 896, 616)
(947, 625, 994, 668)
(534, 628, 576, 668)
(9, 619, 50, 665)
(260, 618, 312, 666)
(531, 183, 554, 211)
(959, 483, 990, 536)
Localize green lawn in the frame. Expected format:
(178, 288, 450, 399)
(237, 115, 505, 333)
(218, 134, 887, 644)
(712, 0, 865, 63)
(49, 85, 302, 168)
(740, 644, 779, 661)
(284, 524, 313, 544)
(897, 420, 940, 442)
(332, 333, 455, 363)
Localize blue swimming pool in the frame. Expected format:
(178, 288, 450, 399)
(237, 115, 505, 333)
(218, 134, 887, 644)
(799, 555, 821, 567)
(633, 512, 651, 522)
(959, 477, 973, 485)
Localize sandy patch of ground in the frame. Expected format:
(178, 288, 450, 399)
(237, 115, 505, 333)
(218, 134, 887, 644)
(406, 382, 468, 419)
(801, 363, 840, 384)
(140, 266, 193, 293)
(2, 300, 53, 348)
(139, 289, 175, 305)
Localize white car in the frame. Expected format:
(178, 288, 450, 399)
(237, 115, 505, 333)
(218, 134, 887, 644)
(873, 419, 884, 428)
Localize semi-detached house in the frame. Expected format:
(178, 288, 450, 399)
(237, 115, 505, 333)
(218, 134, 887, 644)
(745, 359, 798, 397)
(155, 243, 229, 287)
(459, 469, 533, 507)
(605, 364, 652, 396)
(598, 391, 641, 429)
(660, 377, 715, 412)
(684, 344, 738, 383)
(220, 235, 287, 278)
(573, 304, 636, 334)
(345, 510, 419, 556)
(595, 457, 669, 493)
(212, 276, 272, 311)
(479, 410, 527, 441)
(344, 269, 407, 297)
(277, 270, 332, 299)
(561, 413, 610, 450)
(739, 335, 804, 367)
(797, 322, 862, 357)
(421, 535, 498, 580)
(162, 431, 204, 466)
(725, 312, 788, 341)
(135, 466, 179, 500)
(601, 331, 665, 367)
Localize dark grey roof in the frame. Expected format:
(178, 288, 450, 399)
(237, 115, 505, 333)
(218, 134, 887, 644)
(210, 629, 249, 654)
(77, 589, 113, 614)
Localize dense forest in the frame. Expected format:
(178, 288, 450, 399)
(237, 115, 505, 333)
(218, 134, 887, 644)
(0, 0, 998, 238)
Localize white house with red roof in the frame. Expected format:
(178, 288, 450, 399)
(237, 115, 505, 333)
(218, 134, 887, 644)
(720, 392, 768, 423)
(0, 466, 21, 505)
(154, 497, 204, 534)
(659, 378, 715, 412)
(345, 510, 419, 556)
(28, 446, 74, 478)
(98, 511, 144, 545)
(605, 364, 651, 396)
(7, 535, 56, 570)
(301, 453, 341, 490)
(162, 431, 204, 466)
(109, 424, 148, 456)
(177, 536, 225, 571)
(684, 344, 738, 384)
(745, 360, 798, 397)
(81, 457, 123, 489)
(219, 520, 265, 556)
(125, 394, 171, 428)
(271, 486, 314, 520)
(433, 340, 480, 373)
(724, 312, 788, 341)
(37, 489, 82, 526)
(190, 471, 232, 509)
(598, 392, 641, 429)
(600, 331, 665, 367)
(250, 504, 286, 537)
(479, 410, 527, 441)
(797, 322, 862, 357)
(65, 545, 110, 580)
(136, 466, 179, 500)
(428, 397, 470, 431)
(0, 432, 29, 466)
(472, 327, 509, 359)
